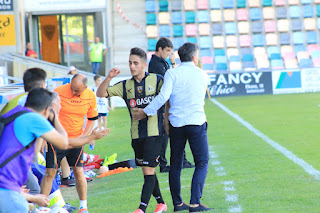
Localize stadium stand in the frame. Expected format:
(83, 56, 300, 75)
(145, 0, 320, 72)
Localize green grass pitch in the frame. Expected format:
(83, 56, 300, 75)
(62, 93, 320, 213)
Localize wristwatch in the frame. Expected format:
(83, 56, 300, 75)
(171, 62, 176, 66)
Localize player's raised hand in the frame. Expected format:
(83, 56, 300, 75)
(108, 68, 120, 78)
(169, 51, 175, 64)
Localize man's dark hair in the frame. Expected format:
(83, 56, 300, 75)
(23, 68, 47, 92)
(155, 37, 173, 52)
(178, 42, 199, 62)
(94, 75, 102, 81)
(130, 47, 147, 62)
(25, 88, 54, 112)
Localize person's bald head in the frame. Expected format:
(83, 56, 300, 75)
(71, 74, 88, 97)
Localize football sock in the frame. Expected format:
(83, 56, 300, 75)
(153, 174, 164, 204)
(139, 174, 155, 212)
(79, 200, 87, 209)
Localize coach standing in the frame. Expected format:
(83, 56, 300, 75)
(133, 42, 212, 212)
(41, 74, 98, 213)
(149, 37, 194, 173)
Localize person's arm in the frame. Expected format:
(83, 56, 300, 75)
(41, 109, 68, 150)
(68, 127, 110, 148)
(96, 68, 121, 97)
(83, 120, 95, 136)
(132, 72, 173, 120)
(169, 51, 177, 68)
(164, 102, 170, 135)
(103, 47, 108, 56)
(22, 193, 50, 207)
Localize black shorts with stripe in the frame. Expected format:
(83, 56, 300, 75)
(131, 136, 162, 168)
(46, 144, 83, 168)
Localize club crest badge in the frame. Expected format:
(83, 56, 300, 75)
(137, 86, 143, 93)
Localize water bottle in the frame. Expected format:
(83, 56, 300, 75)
(55, 173, 61, 185)
(89, 144, 94, 150)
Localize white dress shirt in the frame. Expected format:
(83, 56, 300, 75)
(144, 61, 209, 127)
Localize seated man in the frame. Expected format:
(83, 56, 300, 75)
(0, 88, 69, 213)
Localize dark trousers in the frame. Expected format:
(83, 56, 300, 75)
(159, 133, 191, 168)
(169, 122, 209, 205)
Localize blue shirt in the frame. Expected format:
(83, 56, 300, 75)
(0, 106, 54, 192)
(144, 62, 209, 127)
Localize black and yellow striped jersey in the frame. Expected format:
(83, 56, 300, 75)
(107, 73, 164, 139)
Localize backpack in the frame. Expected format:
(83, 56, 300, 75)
(0, 110, 32, 168)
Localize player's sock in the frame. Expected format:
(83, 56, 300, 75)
(79, 200, 87, 209)
(139, 174, 155, 212)
(153, 174, 164, 204)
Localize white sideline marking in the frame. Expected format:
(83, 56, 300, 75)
(229, 205, 242, 213)
(226, 194, 238, 202)
(211, 99, 320, 180)
(224, 186, 236, 192)
(209, 146, 242, 212)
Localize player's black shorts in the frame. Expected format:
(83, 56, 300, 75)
(131, 136, 162, 168)
(46, 143, 83, 168)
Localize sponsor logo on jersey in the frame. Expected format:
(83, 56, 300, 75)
(130, 99, 136, 108)
(148, 85, 155, 92)
(136, 96, 154, 106)
(137, 86, 143, 93)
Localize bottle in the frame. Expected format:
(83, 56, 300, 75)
(89, 144, 94, 150)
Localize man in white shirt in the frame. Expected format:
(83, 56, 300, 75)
(133, 42, 212, 212)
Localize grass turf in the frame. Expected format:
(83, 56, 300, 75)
(62, 93, 320, 213)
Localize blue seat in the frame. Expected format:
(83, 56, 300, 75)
(251, 21, 263, 33)
(214, 49, 226, 56)
(199, 37, 212, 49)
(187, 37, 197, 44)
(198, 11, 210, 23)
(159, 25, 170, 37)
(279, 33, 290, 45)
(159, 1, 168, 11)
(243, 61, 255, 68)
(291, 19, 302, 31)
(216, 63, 228, 71)
(236, 0, 246, 8)
(173, 37, 184, 50)
(145, 1, 156, 12)
(271, 59, 284, 68)
(200, 49, 213, 57)
(225, 22, 237, 35)
(173, 25, 183, 37)
(171, 0, 182, 10)
(146, 13, 156, 25)
(289, 6, 301, 18)
(240, 48, 252, 55)
(230, 55, 240, 62)
(211, 24, 223, 35)
(250, 8, 262, 20)
(171, 12, 183, 24)
(185, 11, 196, 23)
(311, 51, 320, 58)
(202, 64, 214, 70)
(299, 59, 313, 68)
(276, 7, 287, 19)
(294, 45, 307, 54)
(306, 31, 317, 44)
(215, 56, 227, 63)
(293, 32, 305, 45)
(317, 5, 320, 17)
(303, 5, 314, 18)
(267, 46, 280, 57)
(148, 39, 157, 51)
(210, 0, 221, 9)
(301, 0, 312, 4)
(270, 54, 282, 60)
(223, 0, 234, 8)
(252, 34, 265, 46)
(262, 0, 272, 6)
(243, 54, 254, 61)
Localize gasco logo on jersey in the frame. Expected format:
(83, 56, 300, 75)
(129, 96, 154, 107)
